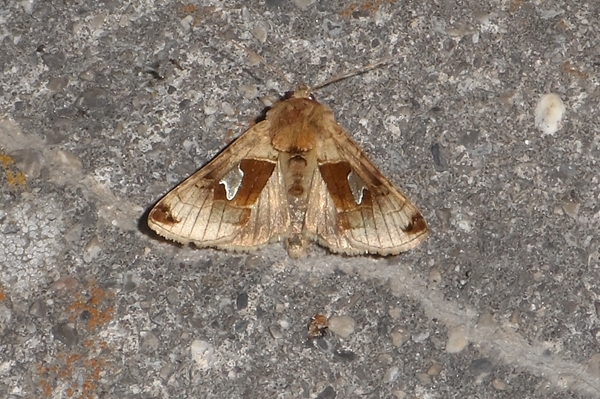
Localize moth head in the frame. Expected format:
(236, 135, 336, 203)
(284, 85, 316, 101)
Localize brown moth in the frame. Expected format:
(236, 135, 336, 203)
(307, 314, 329, 339)
(148, 85, 428, 258)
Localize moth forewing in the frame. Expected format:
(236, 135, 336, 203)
(329, 125, 428, 254)
(147, 85, 428, 257)
(147, 122, 290, 251)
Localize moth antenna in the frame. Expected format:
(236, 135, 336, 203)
(228, 39, 291, 86)
(310, 55, 403, 93)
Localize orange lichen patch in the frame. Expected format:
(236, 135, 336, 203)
(84, 358, 107, 380)
(66, 281, 115, 331)
(509, 0, 524, 12)
(55, 353, 82, 378)
(339, 0, 396, 17)
(0, 153, 26, 190)
(176, 3, 217, 25)
(0, 290, 5, 301)
(37, 280, 116, 399)
(37, 341, 113, 398)
(40, 379, 52, 396)
(179, 4, 196, 13)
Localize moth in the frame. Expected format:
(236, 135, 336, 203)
(307, 314, 329, 339)
(148, 85, 428, 258)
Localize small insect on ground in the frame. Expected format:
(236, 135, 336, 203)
(307, 314, 330, 339)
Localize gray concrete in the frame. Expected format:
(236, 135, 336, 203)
(1, 0, 600, 398)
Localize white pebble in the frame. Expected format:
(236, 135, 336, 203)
(412, 331, 430, 343)
(446, 327, 469, 353)
(292, 0, 317, 9)
(190, 340, 216, 370)
(328, 315, 355, 338)
(390, 326, 410, 347)
(534, 93, 565, 135)
(383, 366, 400, 383)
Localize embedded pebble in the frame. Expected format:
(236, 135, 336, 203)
(534, 93, 565, 135)
(29, 299, 47, 318)
(90, 13, 106, 29)
(476, 313, 495, 328)
(416, 372, 431, 385)
(159, 363, 177, 382)
(252, 23, 268, 43)
(52, 322, 78, 347)
(392, 390, 407, 399)
(54, 150, 83, 173)
(12, 148, 42, 179)
(388, 307, 401, 319)
(269, 325, 283, 339)
(587, 353, 600, 375)
(0, 305, 12, 333)
(241, 85, 259, 100)
(221, 102, 235, 116)
(316, 385, 336, 399)
(292, 0, 317, 9)
(275, 303, 286, 313)
(469, 358, 494, 378)
(431, 142, 449, 172)
(428, 269, 442, 287)
(64, 223, 83, 243)
(328, 315, 355, 338)
(47, 76, 69, 91)
(140, 331, 160, 353)
(562, 199, 580, 219)
(166, 287, 179, 305)
(77, 87, 111, 110)
(427, 363, 443, 376)
(180, 15, 194, 30)
(83, 236, 102, 262)
(446, 327, 469, 353)
(412, 330, 430, 343)
(278, 318, 290, 330)
(79, 70, 96, 81)
(50, 276, 81, 295)
(383, 366, 400, 383)
(391, 326, 410, 347)
(191, 340, 216, 370)
(493, 379, 507, 390)
(122, 274, 137, 292)
(236, 292, 248, 310)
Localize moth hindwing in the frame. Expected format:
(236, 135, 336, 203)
(148, 86, 428, 258)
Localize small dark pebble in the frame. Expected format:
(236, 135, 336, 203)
(469, 358, 494, 375)
(80, 310, 91, 321)
(52, 322, 78, 347)
(236, 292, 249, 310)
(316, 385, 336, 399)
(334, 350, 356, 361)
(29, 299, 47, 318)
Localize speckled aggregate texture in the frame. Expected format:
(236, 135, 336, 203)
(1, 0, 600, 398)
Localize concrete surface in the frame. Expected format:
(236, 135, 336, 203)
(1, 0, 600, 398)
